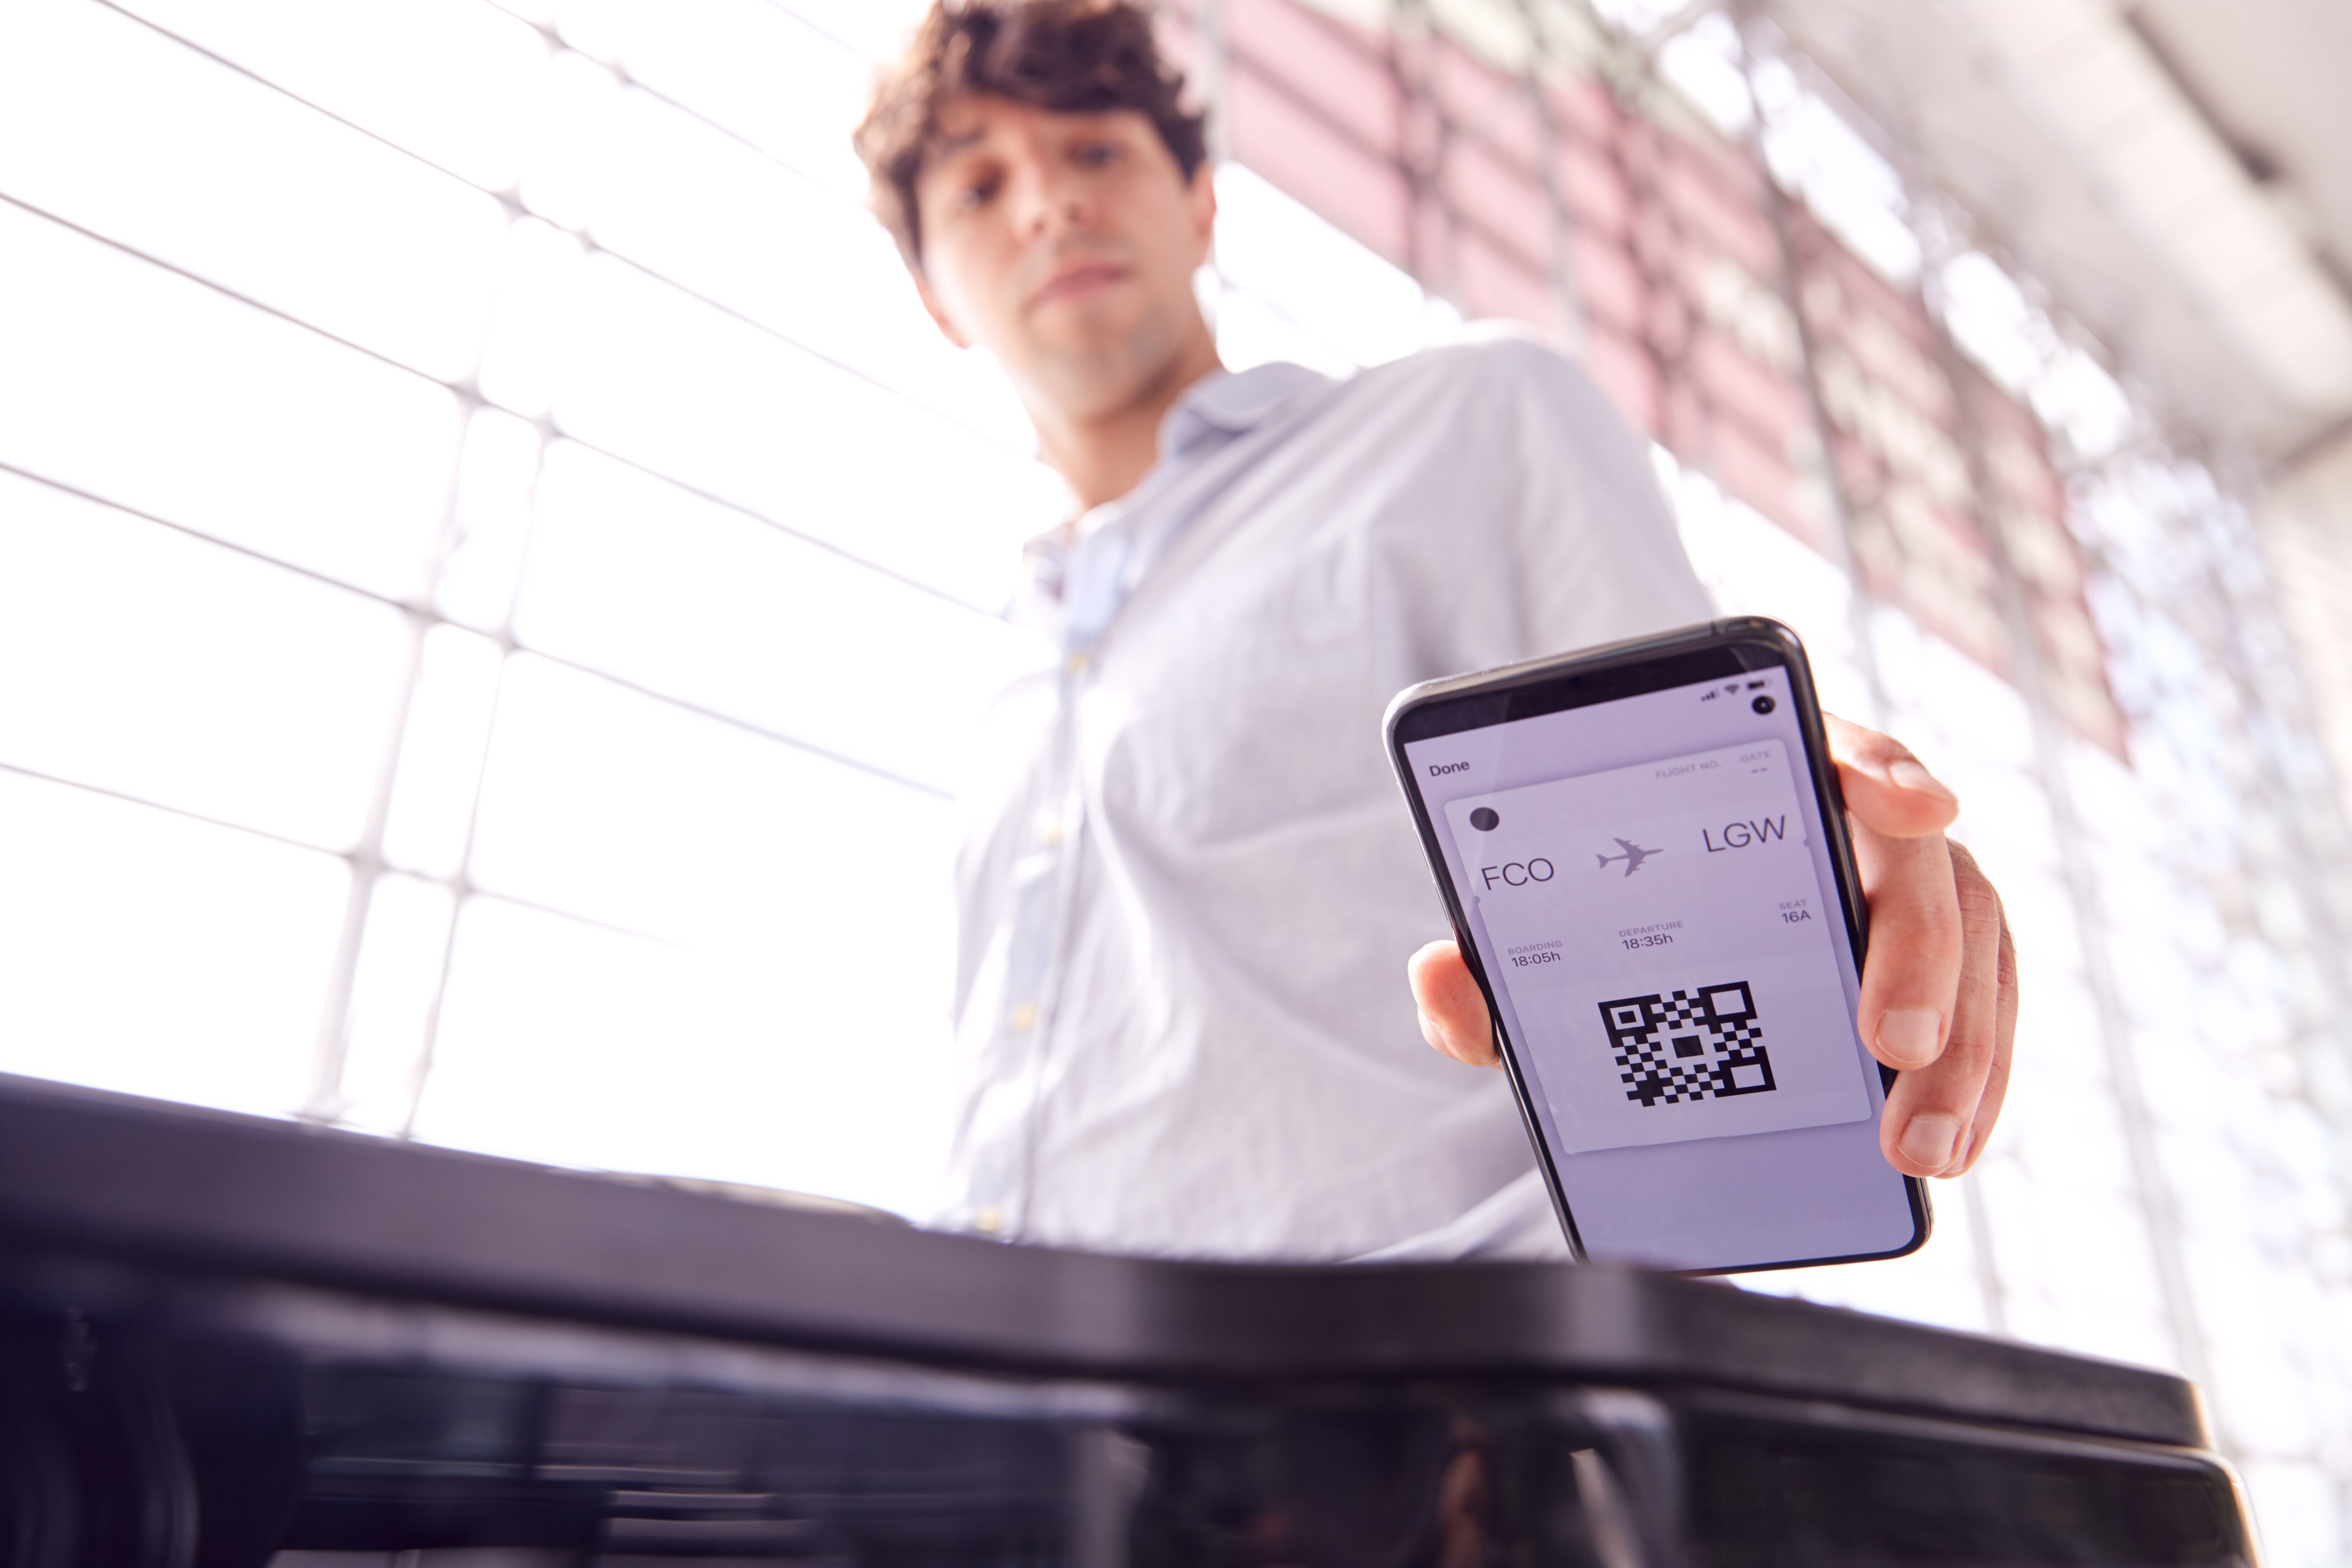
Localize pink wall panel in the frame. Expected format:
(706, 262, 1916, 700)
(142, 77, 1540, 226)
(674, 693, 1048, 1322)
(1658, 150, 1779, 285)
(1547, 73, 1620, 147)
(1709, 415, 1819, 551)
(1689, 329, 1810, 450)
(1436, 42, 1537, 167)
(1229, 63, 1413, 264)
(1443, 136, 1553, 274)
(1571, 239, 1646, 335)
(1207, 0, 2122, 748)
(1556, 142, 1630, 238)
(1583, 322, 1662, 438)
(1458, 230, 1560, 337)
(1229, 0, 1400, 160)
(1795, 216, 1937, 356)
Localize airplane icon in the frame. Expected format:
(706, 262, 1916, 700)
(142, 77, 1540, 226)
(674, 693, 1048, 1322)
(1596, 837, 1664, 876)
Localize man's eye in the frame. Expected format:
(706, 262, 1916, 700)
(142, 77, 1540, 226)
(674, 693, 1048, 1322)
(1074, 141, 1123, 168)
(959, 175, 1000, 209)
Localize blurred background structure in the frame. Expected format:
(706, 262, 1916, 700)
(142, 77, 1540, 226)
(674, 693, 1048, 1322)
(0, 0, 2346, 1557)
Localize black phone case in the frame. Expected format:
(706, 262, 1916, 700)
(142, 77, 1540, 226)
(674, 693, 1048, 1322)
(1382, 615, 1932, 1273)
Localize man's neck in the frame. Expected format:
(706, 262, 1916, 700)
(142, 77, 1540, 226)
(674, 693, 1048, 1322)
(1032, 329, 1225, 512)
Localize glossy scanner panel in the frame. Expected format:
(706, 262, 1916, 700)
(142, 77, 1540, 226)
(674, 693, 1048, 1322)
(0, 1075, 2252, 1566)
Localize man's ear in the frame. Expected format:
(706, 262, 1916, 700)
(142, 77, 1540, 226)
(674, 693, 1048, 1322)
(1185, 160, 1218, 268)
(912, 266, 973, 350)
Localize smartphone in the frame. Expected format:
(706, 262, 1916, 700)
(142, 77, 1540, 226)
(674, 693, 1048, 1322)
(1384, 617, 1929, 1273)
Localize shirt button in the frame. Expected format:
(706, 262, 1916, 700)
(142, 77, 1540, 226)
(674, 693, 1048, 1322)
(1065, 649, 1090, 676)
(1008, 1001, 1038, 1032)
(1038, 812, 1063, 846)
(974, 1207, 1004, 1234)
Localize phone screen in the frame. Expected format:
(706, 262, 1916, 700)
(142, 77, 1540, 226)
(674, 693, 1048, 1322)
(1399, 653, 1923, 1271)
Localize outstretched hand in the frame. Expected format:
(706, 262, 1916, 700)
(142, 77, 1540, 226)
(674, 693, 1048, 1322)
(1407, 714, 2017, 1179)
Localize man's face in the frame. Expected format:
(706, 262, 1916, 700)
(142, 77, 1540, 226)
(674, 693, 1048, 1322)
(911, 95, 1216, 423)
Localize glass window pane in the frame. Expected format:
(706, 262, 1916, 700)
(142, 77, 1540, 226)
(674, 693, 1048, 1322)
(1216, 164, 1436, 367)
(380, 625, 506, 879)
(1217, 285, 1358, 380)
(0, 769, 348, 1116)
(417, 892, 957, 1217)
(112, 0, 548, 193)
(0, 201, 465, 601)
(436, 406, 544, 632)
(0, 0, 509, 382)
(0, 470, 414, 849)
(552, 0, 874, 196)
(518, 441, 1041, 790)
(773, 0, 929, 63)
(467, 654, 956, 956)
(530, 76, 1028, 446)
(548, 254, 1062, 609)
(333, 871, 457, 1135)
(474, 216, 584, 423)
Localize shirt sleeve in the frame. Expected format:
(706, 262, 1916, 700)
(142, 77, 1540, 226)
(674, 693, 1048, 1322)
(1485, 333, 1716, 657)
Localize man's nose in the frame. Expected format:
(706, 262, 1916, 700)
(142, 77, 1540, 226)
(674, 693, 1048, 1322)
(1011, 160, 1092, 240)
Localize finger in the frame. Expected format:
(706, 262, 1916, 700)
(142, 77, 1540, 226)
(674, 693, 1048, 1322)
(1825, 713, 1960, 839)
(1949, 895, 2017, 1176)
(1408, 939, 1500, 1068)
(1880, 843, 2003, 1176)
(1853, 815, 1964, 1073)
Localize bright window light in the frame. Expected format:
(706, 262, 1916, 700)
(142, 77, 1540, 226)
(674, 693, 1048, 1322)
(1213, 163, 1452, 372)
(0, 768, 349, 1117)
(0, 199, 465, 602)
(333, 871, 459, 1133)
(475, 216, 585, 422)
(1751, 57, 1922, 285)
(435, 406, 544, 632)
(380, 625, 505, 880)
(2030, 347, 2134, 464)
(525, 74, 1028, 447)
(1939, 251, 2135, 462)
(1586, 0, 1697, 37)
(418, 885, 956, 1216)
(466, 654, 953, 956)
(517, 442, 1040, 791)
(0, 470, 413, 850)
(0, 0, 511, 382)
(1658, 13, 1756, 138)
(1939, 251, 2049, 395)
(115, 0, 549, 192)
(551, 0, 881, 197)
(543, 250, 1060, 609)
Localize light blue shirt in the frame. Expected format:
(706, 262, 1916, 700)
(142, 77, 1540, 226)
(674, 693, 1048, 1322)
(943, 335, 1713, 1261)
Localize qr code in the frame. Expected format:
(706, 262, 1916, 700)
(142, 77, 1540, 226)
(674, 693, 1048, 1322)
(1598, 983, 1777, 1107)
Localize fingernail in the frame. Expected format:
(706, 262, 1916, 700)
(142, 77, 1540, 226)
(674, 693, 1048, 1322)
(1887, 759, 1957, 802)
(1417, 1009, 1445, 1052)
(1900, 1112, 1963, 1170)
(1876, 1008, 1942, 1067)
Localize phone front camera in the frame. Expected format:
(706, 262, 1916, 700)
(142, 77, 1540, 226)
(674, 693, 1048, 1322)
(1751, 695, 1776, 715)
(1470, 806, 1500, 831)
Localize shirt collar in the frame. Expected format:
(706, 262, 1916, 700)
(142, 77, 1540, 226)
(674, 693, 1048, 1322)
(1158, 361, 1334, 463)
(1021, 361, 1335, 597)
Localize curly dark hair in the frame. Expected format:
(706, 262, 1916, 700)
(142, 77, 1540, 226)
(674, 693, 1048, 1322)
(854, 0, 1209, 269)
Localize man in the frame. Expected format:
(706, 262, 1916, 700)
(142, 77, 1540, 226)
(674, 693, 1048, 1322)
(854, 0, 2014, 1260)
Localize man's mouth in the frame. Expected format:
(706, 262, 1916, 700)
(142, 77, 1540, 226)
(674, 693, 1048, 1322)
(1028, 260, 1127, 313)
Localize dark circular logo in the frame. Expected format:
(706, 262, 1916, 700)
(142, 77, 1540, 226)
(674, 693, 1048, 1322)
(1751, 695, 1776, 714)
(1469, 806, 1500, 831)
